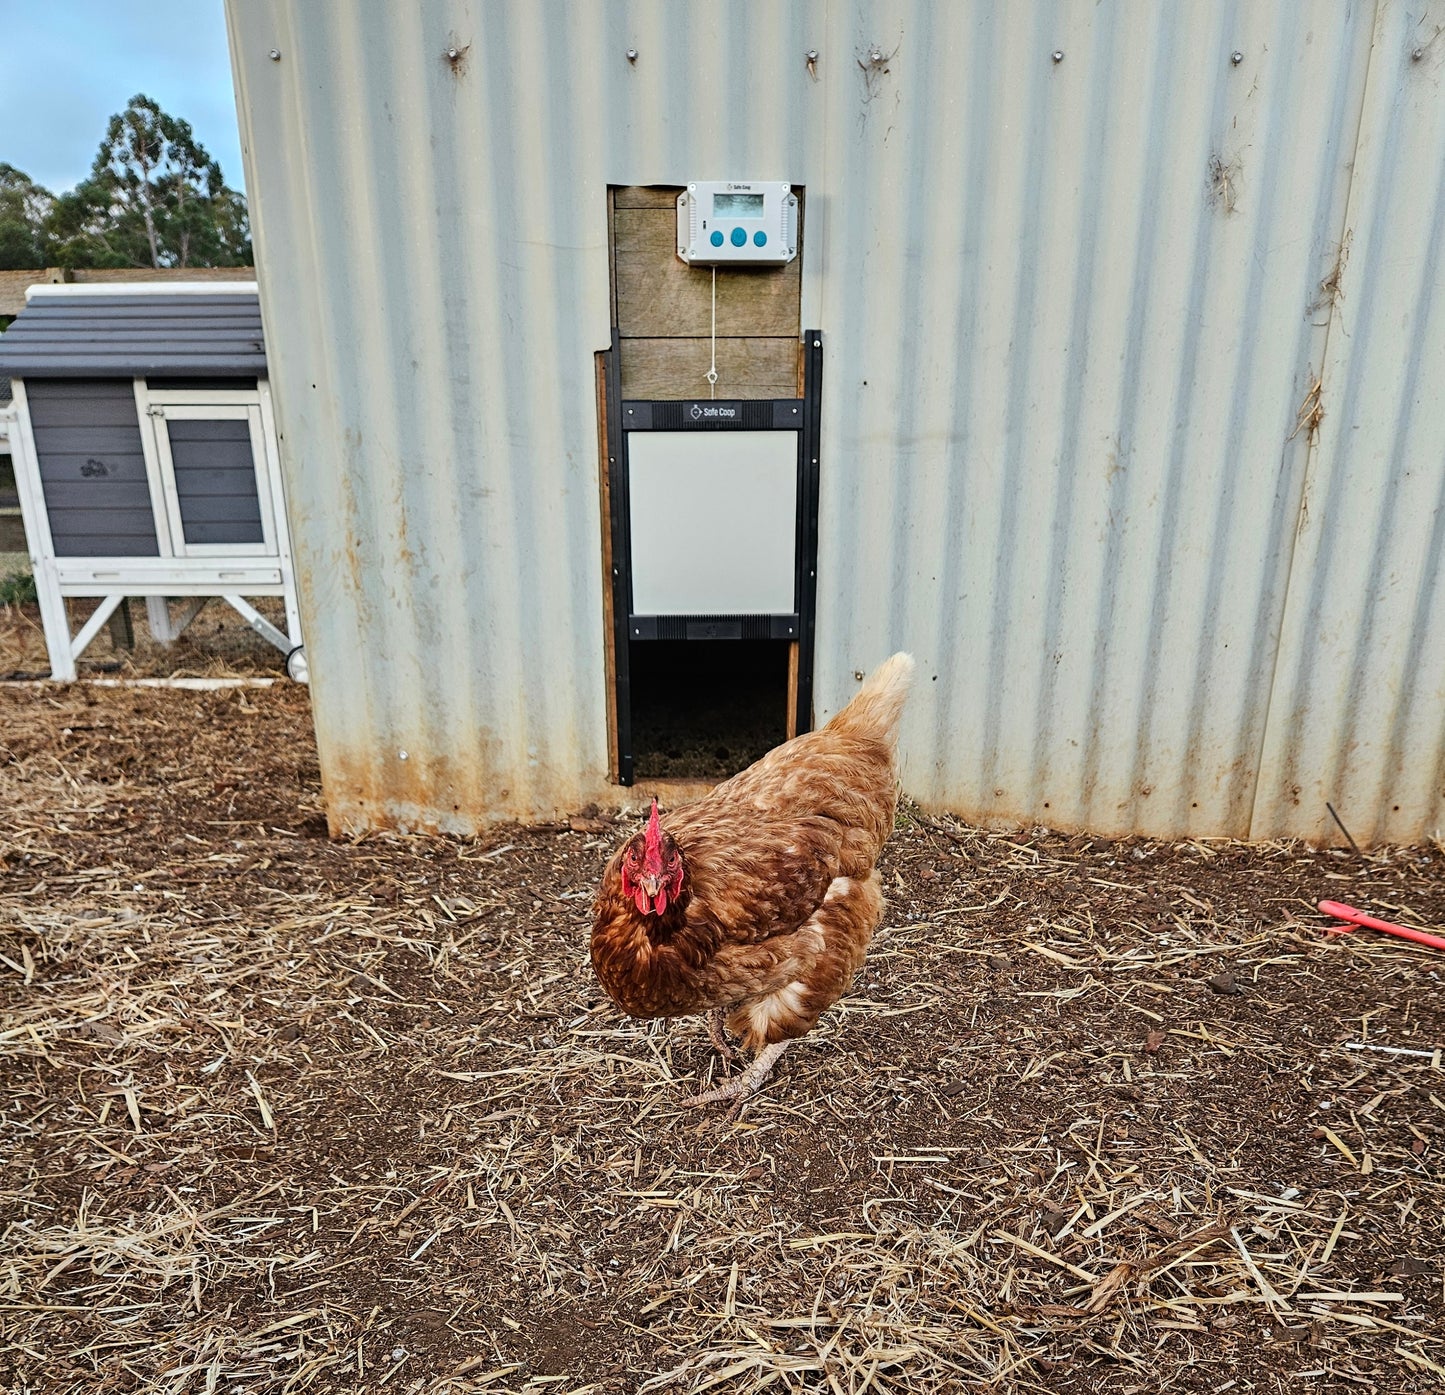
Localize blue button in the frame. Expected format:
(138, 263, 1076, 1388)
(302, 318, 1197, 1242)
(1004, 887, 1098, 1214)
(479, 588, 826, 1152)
(709, 229, 724, 247)
(753, 230, 768, 247)
(730, 226, 747, 246)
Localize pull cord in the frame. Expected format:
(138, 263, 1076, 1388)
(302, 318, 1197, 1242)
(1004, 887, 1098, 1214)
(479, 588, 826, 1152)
(706, 265, 718, 398)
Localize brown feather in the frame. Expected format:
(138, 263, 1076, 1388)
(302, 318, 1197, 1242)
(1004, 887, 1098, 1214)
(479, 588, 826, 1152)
(591, 654, 914, 1053)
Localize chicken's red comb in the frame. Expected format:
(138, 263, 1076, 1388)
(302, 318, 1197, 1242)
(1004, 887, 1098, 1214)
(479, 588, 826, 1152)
(644, 798, 662, 857)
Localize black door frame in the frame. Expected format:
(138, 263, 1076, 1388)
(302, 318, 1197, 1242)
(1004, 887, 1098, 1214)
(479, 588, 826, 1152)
(603, 331, 823, 785)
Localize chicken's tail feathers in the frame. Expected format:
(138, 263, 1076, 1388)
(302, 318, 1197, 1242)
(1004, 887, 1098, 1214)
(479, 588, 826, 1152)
(827, 652, 916, 746)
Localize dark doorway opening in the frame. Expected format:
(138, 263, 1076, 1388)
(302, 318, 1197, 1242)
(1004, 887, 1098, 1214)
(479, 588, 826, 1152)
(629, 640, 790, 780)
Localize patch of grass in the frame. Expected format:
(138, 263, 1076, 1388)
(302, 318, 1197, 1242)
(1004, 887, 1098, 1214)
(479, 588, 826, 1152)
(0, 570, 37, 605)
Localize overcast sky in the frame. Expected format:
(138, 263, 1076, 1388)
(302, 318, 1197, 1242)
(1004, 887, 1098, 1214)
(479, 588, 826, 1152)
(0, 0, 245, 193)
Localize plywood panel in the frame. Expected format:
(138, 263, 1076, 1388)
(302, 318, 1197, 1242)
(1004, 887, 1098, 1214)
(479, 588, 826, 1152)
(612, 186, 804, 397)
(613, 186, 679, 209)
(616, 252, 801, 339)
(613, 207, 683, 257)
(620, 337, 799, 400)
(786, 641, 800, 741)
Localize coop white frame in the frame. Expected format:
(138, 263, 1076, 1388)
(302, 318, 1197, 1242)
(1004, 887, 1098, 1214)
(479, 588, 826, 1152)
(4, 373, 305, 682)
(143, 396, 279, 558)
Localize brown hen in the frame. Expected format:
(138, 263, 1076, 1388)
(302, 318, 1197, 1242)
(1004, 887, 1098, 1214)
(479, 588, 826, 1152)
(591, 652, 915, 1104)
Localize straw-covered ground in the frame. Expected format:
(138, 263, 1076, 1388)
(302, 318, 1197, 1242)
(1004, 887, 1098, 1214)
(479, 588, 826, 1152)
(0, 598, 290, 682)
(2, 642, 1444, 1392)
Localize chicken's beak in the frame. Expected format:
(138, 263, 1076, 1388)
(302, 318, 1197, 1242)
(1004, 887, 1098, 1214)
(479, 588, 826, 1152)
(638, 874, 663, 900)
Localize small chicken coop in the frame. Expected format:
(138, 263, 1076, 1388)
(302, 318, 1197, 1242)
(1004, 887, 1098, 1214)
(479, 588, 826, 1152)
(0, 283, 303, 681)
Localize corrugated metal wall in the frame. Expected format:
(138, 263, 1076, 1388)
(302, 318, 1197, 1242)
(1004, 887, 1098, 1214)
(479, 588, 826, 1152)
(225, 0, 1445, 842)
(1254, 0, 1445, 845)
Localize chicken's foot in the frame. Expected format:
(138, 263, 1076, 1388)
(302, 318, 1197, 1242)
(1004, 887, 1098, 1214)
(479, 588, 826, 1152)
(706, 1008, 737, 1063)
(683, 1041, 789, 1108)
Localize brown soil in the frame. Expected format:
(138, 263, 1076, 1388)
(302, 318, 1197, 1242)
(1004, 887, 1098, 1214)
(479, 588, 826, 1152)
(0, 597, 290, 680)
(630, 640, 790, 781)
(2, 638, 1443, 1392)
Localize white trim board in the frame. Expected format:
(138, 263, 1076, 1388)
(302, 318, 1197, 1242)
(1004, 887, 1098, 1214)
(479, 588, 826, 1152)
(137, 387, 277, 559)
(24, 281, 258, 301)
(54, 566, 285, 594)
(255, 378, 304, 656)
(4, 677, 280, 690)
(6, 379, 73, 679)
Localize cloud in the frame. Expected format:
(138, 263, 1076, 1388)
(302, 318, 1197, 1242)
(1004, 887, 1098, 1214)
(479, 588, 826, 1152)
(0, 0, 245, 193)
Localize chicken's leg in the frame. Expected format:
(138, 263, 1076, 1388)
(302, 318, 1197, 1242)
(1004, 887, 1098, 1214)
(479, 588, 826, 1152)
(705, 1007, 737, 1062)
(683, 1041, 789, 1107)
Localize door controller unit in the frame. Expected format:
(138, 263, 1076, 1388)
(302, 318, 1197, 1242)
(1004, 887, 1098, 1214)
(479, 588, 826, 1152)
(677, 181, 798, 266)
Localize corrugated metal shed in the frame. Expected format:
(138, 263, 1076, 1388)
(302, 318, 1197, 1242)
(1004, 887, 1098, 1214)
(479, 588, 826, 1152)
(0, 285, 265, 377)
(1252, 0, 1445, 847)
(225, 0, 1445, 843)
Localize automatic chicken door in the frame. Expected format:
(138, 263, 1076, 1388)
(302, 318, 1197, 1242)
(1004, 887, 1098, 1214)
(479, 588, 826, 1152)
(604, 333, 822, 785)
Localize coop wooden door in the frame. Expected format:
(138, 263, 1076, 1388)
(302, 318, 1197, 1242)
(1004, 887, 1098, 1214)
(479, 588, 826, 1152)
(148, 403, 277, 558)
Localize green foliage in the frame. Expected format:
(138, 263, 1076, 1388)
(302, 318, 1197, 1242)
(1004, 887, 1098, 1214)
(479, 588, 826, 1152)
(0, 570, 37, 606)
(2, 95, 250, 272)
(0, 163, 55, 269)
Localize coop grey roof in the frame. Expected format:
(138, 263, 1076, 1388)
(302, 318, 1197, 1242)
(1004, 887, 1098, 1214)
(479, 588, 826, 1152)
(0, 284, 265, 377)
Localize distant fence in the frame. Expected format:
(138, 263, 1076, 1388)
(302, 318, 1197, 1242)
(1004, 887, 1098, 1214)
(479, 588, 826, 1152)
(0, 267, 255, 318)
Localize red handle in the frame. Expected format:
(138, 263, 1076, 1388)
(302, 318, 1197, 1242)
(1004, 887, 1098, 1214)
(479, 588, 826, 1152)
(1319, 900, 1445, 953)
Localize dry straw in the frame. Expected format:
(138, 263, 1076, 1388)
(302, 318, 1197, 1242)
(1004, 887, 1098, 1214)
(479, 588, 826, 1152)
(2, 671, 1443, 1392)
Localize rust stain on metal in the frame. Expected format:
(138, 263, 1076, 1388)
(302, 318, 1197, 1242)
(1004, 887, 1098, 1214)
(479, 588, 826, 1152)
(443, 37, 471, 75)
(320, 743, 628, 837)
(318, 740, 723, 838)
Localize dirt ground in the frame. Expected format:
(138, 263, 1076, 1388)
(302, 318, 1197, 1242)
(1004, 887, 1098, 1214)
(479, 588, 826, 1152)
(0, 598, 290, 682)
(2, 619, 1444, 1393)
(630, 642, 790, 782)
